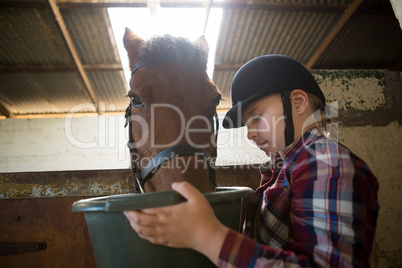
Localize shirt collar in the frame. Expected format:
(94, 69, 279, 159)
(272, 127, 324, 163)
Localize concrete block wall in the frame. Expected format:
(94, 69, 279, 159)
(313, 70, 402, 267)
(391, 0, 402, 30)
(0, 115, 131, 172)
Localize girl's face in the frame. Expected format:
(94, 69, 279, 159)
(242, 93, 286, 156)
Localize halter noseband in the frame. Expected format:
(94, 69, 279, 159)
(124, 60, 219, 193)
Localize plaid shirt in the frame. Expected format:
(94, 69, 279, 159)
(218, 128, 379, 268)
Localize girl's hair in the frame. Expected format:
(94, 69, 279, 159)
(307, 93, 332, 135)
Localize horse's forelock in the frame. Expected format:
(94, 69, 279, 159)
(139, 35, 208, 69)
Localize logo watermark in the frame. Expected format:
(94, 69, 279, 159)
(64, 101, 339, 169)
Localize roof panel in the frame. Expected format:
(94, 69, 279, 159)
(87, 71, 129, 111)
(61, 7, 121, 65)
(0, 7, 73, 66)
(0, 0, 400, 117)
(215, 8, 341, 66)
(0, 72, 93, 114)
(316, 13, 402, 69)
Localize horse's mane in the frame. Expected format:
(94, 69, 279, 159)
(139, 35, 208, 70)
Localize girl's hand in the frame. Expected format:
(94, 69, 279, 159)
(124, 181, 229, 264)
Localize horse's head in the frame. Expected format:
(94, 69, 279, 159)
(123, 28, 221, 193)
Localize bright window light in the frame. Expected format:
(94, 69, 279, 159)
(108, 7, 223, 85)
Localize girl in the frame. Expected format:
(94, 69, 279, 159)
(124, 55, 379, 267)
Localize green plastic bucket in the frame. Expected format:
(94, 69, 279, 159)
(72, 187, 254, 268)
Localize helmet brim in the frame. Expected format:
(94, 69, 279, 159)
(222, 91, 272, 129)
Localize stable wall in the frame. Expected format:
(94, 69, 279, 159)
(315, 70, 402, 267)
(0, 115, 130, 172)
(0, 113, 266, 173)
(391, 0, 402, 30)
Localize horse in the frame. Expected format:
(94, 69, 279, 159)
(123, 28, 222, 193)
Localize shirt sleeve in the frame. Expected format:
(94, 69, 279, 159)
(217, 138, 379, 268)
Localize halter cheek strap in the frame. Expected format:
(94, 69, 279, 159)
(125, 105, 144, 193)
(124, 60, 218, 193)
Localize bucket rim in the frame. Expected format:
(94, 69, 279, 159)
(72, 186, 254, 212)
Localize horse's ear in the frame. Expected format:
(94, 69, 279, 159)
(123, 28, 145, 70)
(194, 35, 209, 57)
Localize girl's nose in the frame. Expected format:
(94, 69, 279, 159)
(247, 126, 257, 141)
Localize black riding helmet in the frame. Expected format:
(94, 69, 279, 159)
(222, 54, 325, 146)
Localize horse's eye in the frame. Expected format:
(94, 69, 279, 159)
(212, 97, 221, 108)
(129, 95, 144, 108)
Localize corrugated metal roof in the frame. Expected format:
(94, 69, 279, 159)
(212, 0, 402, 104)
(0, 72, 93, 114)
(0, 4, 127, 116)
(0, 7, 73, 66)
(87, 71, 128, 107)
(216, 9, 341, 65)
(0, 0, 400, 116)
(62, 8, 121, 65)
(213, 7, 343, 103)
(316, 14, 402, 69)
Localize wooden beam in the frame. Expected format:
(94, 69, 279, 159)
(391, 60, 402, 71)
(0, 101, 14, 118)
(0, 0, 392, 15)
(56, 0, 345, 13)
(59, 0, 347, 13)
(2, 111, 124, 119)
(0, 0, 347, 13)
(47, 0, 101, 114)
(0, 64, 123, 73)
(84, 64, 123, 72)
(309, 62, 402, 70)
(0, 0, 48, 8)
(305, 0, 364, 69)
(9, 112, 99, 119)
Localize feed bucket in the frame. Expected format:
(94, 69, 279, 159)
(72, 187, 254, 268)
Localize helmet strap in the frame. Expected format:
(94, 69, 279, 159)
(281, 90, 294, 147)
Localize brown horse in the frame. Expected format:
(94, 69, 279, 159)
(123, 28, 221, 193)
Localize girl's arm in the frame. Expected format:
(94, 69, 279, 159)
(124, 181, 229, 265)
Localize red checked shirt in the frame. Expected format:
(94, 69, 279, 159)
(218, 128, 379, 268)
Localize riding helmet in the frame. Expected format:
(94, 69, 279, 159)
(222, 54, 325, 146)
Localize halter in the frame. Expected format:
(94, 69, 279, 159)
(124, 60, 219, 193)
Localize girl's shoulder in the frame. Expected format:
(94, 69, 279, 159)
(288, 135, 364, 172)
